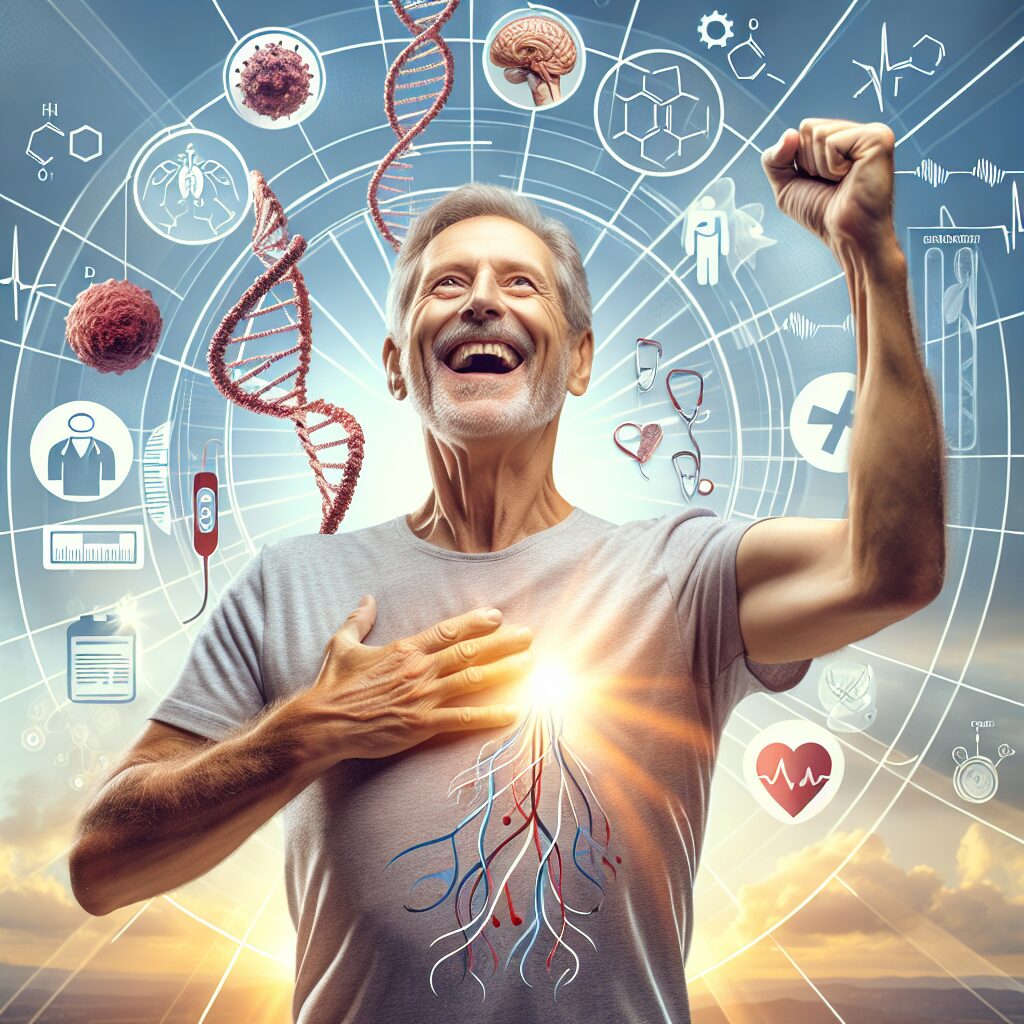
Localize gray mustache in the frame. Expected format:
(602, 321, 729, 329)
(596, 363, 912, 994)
(433, 319, 534, 361)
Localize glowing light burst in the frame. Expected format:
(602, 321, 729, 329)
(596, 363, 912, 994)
(385, 663, 622, 1000)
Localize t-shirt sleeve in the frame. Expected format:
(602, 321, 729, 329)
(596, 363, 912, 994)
(147, 548, 268, 741)
(657, 511, 811, 723)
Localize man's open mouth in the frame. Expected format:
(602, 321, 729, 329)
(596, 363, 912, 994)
(440, 341, 525, 375)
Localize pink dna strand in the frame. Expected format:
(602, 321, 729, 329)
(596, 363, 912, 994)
(208, 171, 365, 534)
(367, 0, 461, 251)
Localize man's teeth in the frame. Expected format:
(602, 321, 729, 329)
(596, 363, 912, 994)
(447, 341, 522, 371)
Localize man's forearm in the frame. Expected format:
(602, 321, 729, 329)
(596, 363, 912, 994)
(838, 237, 946, 604)
(69, 692, 334, 915)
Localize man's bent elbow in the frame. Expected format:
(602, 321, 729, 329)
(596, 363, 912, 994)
(69, 836, 121, 917)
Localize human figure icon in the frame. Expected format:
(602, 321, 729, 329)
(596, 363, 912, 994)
(47, 411, 116, 498)
(684, 195, 730, 286)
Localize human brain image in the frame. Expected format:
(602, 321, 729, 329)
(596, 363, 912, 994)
(489, 15, 578, 106)
(64, 278, 164, 374)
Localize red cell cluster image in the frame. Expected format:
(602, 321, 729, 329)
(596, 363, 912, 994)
(234, 41, 313, 120)
(64, 278, 163, 375)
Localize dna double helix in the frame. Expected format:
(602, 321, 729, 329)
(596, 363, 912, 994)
(208, 171, 365, 534)
(367, 0, 461, 251)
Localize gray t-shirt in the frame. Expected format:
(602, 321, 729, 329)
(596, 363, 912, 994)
(149, 506, 809, 1024)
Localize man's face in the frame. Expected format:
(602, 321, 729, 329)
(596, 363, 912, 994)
(392, 215, 585, 442)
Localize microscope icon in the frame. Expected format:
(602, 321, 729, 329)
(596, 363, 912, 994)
(952, 721, 1015, 804)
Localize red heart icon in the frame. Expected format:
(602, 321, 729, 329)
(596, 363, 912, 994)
(613, 421, 663, 464)
(755, 742, 832, 817)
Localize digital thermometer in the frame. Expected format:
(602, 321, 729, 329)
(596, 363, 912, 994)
(182, 440, 222, 623)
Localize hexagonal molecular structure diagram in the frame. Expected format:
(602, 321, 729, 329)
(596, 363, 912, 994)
(69, 125, 103, 163)
(595, 49, 723, 176)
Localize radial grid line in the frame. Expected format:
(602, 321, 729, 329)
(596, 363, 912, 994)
(373, 0, 390, 71)
(517, 111, 536, 193)
(110, 899, 155, 943)
(569, 268, 846, 426)
(0, 542, 252, 667)
(847, 642, 1024, 707)
(897, 35, 1024, 146)
(0, 917, 94, 1016)
(43, 0, 186, 124)
(155, 351, 218, 376)
(306, 292, 388, 380)
(299, 122, 331, 182)
(470, 0, 476, 181)
(583, 0, 862, 323)
(705, 864, 848, 1024)
(24, 921, 127, 1024)
(837, 878, 1020, 1019)
(722, 120, 764, 154)
(598, 0, 643, 150)
(160, 896, 285, 962)
(0, 336, 84, 366)
(584, 172, 645, 267)
(0, 190, 183, 299)
(365, 209, 394, 272)
(210, 0, 238, 41)
(328, 230, 386, 321)
(197, 881, 280, 1023)
(123, 180, 129, 278)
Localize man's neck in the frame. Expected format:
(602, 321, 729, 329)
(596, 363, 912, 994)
(406, 416, 574, 553)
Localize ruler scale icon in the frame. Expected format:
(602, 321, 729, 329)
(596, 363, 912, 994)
(43, 525, 145, 570)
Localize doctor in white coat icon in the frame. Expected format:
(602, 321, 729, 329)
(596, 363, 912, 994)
(47, 412, 116, 498)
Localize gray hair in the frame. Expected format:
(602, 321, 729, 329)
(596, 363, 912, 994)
(384, 183, 592, 344)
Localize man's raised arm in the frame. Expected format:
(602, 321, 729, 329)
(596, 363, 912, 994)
(735, 118, 945, 664)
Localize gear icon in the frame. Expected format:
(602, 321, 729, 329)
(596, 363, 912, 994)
(698, 10, 735, 49)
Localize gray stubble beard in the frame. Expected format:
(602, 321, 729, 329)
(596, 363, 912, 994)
(398, 336, 572, 443)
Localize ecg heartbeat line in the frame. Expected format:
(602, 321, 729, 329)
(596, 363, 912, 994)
(852, 23, 945, 112)
(897, 158, 1024, 188)
(934, 180, 1023, 254)
(0, 226, 56, 322)
(781, 311, 855, 339)
(757, 760, 832, 789)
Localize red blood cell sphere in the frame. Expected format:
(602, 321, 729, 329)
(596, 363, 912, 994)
(235, 42, 313, 120)
(65, 278, 163, 375)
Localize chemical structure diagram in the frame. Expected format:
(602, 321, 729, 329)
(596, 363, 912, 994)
(697, 11, 785, 85)
(613, 64, 710, 168)
(852, 22, 946, 112)
(25, 103, 102, 181)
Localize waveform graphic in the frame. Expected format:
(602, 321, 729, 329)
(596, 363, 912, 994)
(0, 226, 56, 322)
(209, 172, 365, 534)
(781, 311, 855, 339)
(898, 157, 1023, 188)
(933, 180, 1022, 255)
(367, 0, 460, 251)
(852, 23, 944, 112)
(757, 759, 831, 790)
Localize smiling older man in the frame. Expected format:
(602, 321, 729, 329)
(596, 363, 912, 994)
(69, 119, 944, 1023)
